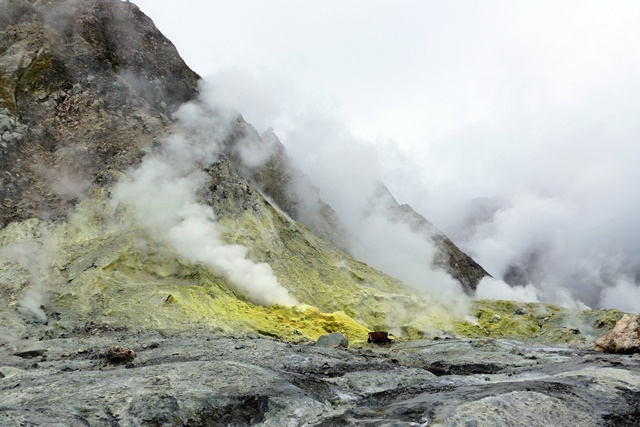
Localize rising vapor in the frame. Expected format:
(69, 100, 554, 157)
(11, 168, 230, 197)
(112, 83, 297, 307)
(207, 67, 640, 313)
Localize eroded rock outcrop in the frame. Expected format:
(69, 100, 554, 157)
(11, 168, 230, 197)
(0, 0, 199, 228)
(594, 314, 640, 354)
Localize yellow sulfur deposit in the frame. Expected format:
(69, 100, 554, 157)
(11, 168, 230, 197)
(0, 193, 451, 344)
(0, 192, 624, 346)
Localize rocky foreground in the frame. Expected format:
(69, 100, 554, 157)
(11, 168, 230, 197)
(1, 326, 640, 426)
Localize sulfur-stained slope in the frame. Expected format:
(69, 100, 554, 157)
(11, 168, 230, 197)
(0, 182, 457, 346)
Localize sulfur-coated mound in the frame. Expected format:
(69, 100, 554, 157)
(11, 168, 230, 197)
(453, 299, 624, 345)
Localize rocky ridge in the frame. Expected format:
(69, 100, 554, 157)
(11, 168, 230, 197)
(372, 183, 490, 294)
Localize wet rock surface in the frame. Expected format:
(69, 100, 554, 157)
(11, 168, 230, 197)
(1, 331, 639, 426)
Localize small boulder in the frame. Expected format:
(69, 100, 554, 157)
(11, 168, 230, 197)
(14, 347, 47, 359)
(0, 116, 10, 133)
(316, 332, 348, 349)
(0, 366, 24, 379)
(594, 314, 640, 354)
(105, 346, 136, 364)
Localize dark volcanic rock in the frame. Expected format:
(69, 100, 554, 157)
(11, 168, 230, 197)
(1, 333, 639, 426)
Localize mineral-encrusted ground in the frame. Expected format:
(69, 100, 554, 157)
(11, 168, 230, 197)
(1, 328, 639, 426)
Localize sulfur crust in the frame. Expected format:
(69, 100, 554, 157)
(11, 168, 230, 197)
(0, 191, 624, 346)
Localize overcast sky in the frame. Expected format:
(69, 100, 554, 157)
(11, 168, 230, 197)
(132, 0, 640, 311)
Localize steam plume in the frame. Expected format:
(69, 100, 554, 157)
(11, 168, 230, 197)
(112, 83, 297, 306)
(1, 241, 51, 323)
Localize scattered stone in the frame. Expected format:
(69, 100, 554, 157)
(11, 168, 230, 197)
(91, 98, 103, 111)
(510, 346, 525, 356)
(316, 332, 348, 349)
(367, 331, 392, 344)
(0, 366, 24, 379)
(0, 116, 10, 133)
(158, 113, 170, 125)
(471, 338, 497, 348)
(515, 308, 528, 315)
(72, 83, 83, 94)
(594, 314, 640, 354)
(14, 347, 47, 358)
(87, 74, 96, 82)
(105, 346, 136, 364)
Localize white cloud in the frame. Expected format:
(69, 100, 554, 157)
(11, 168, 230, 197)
(600, 279, 640, 313)
(130, 1, 640, 311)
(475, 277, 539, 303)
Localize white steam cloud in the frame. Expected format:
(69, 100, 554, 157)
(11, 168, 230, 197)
(131, 1, 640, 313)
(208, 72, 470, 314)
(2, 242, 52, 323)
(416, 101, 640, 311)
(112, 83, 297, 307)
(475, 277, 539, 304)
(205, 67, 640, 313)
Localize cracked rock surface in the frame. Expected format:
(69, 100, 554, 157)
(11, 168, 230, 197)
(1, 329, 640, 426)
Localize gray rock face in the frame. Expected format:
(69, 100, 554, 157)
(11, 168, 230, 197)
(0, 115, 10, 133)
(1, 331, 639, 426)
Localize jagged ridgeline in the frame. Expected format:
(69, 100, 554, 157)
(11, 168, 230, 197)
(0, 0, 623, 345)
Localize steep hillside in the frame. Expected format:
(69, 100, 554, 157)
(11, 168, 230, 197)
(0, 0, 467, 345)
(0, 0, 623, 349)
(0, 0, 198, 228)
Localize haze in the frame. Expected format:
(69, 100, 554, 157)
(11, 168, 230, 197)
(131, 0, 640, 312)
